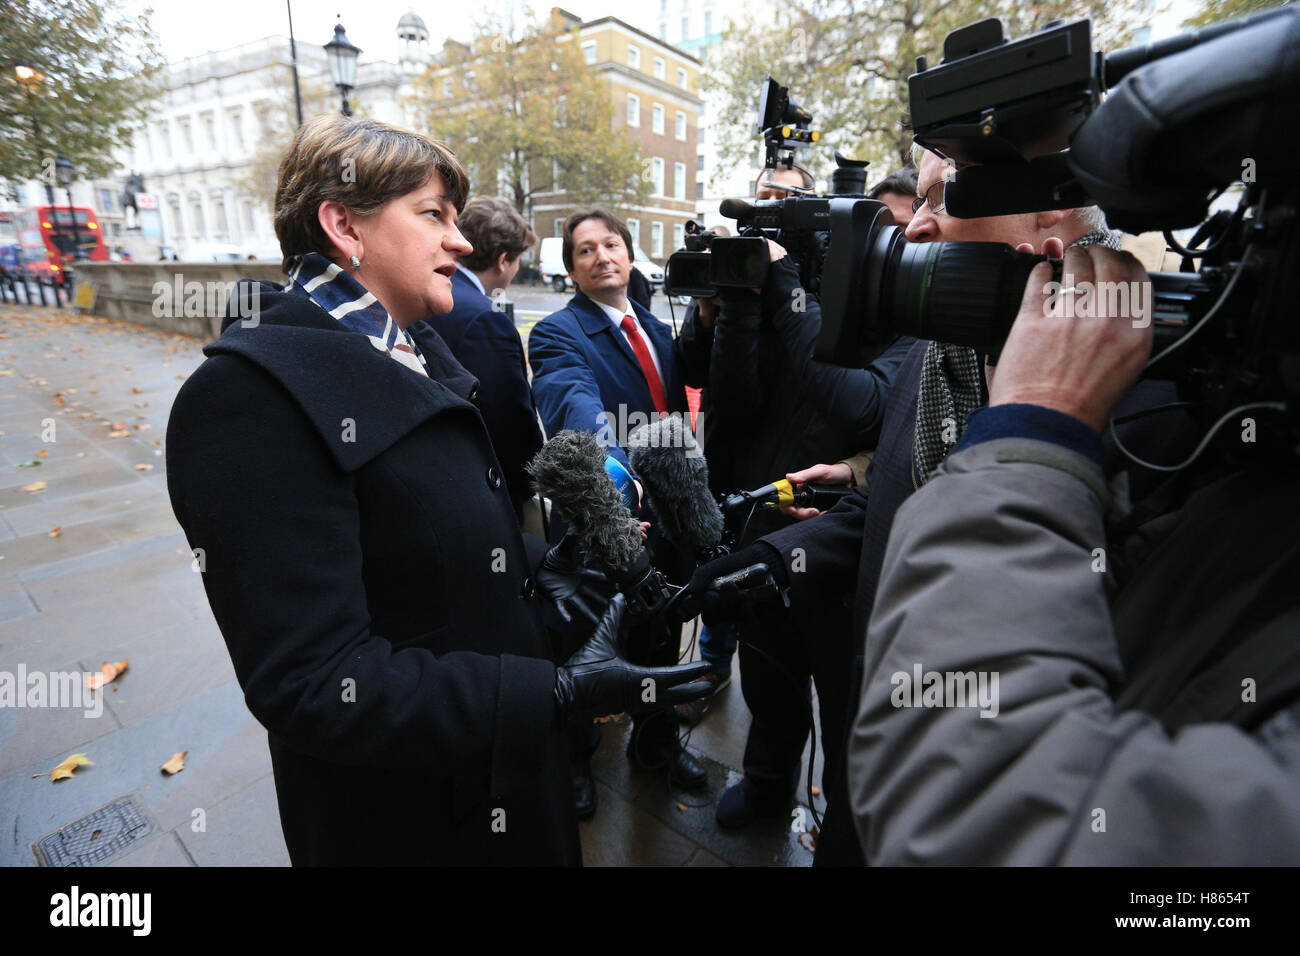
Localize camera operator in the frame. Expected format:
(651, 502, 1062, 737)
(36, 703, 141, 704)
(680, 146, 1202, 863)
(674, 164, 915, 836)
(847, 237, 1300, 864)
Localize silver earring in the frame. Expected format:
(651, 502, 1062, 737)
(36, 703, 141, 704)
(349, 254, 361, 270)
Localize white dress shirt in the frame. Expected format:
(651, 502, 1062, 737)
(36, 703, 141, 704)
(594, 297, 665, 383)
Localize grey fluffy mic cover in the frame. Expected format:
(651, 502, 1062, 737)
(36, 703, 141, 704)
(527, 430, 643, 577)
(627, 414, 724, 553)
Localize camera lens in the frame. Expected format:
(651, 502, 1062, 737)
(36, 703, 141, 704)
(885, 240, 1045, 351)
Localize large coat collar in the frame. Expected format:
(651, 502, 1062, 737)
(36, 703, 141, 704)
(205, 280, 480, 473)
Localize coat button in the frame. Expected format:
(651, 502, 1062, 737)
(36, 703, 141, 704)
(520, 576, 535, 599)
(486, 466, 502, 489)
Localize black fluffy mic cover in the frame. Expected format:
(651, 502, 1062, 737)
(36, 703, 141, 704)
(527, 430, 643, 578)
(627, 414, 725, 553)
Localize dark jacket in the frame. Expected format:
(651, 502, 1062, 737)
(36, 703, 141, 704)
(527, 288, 687, 471)
(166, 281, 578, 866)
(673, 260, 913, 541)
(416, 268, 543, 518)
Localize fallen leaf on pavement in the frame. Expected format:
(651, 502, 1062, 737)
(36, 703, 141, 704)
(108, 430, 129, 438)
(86, 660, 129, 690)
(131, 387, 142, 394)
(132, 423, 151, 431)
(48, 526, 60, 538)
(811, 785, 820, 797)
(33, 753, 93, 782)
(37, 449, 48, 457)
(133, 463, 153, 471)
(21, 481, 47, 492)
(160, 751, 187, 775)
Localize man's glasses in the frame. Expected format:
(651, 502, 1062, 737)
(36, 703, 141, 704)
(911, 179, 947, 215)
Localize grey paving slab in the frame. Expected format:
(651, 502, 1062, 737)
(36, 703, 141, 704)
(0, 523, 120, 577)
(174, 773, 290, 867)
(96, 618, 234, 729)
(0, 658, 124, 779)
(0, 679, 254, 867)
(579, 782, 698, 867)
(146, 713, 272, 834)
(105, 830, 194, 867)
(0, 573, 36, 622)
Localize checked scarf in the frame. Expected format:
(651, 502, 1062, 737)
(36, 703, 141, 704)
(287, 252, 429, 378)
(912, 229, 1125, 486)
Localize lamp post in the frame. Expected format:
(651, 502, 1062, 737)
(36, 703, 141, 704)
(15, 66, 65, 290)
(324, 20, 361, 117)
(55, 151, 82, 263)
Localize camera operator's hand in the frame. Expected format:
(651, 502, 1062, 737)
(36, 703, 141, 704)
(765, 239, 788, 263)
(991, 245, 1153, 431)
(694, 295, 722, 328)
(553, 594, 713, 720)
(781, 462, 853, 519)
(673, 542, 788, 624)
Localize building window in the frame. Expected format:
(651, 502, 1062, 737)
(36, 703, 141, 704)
(704, 11, 712, 34)
(582, 40, 596, 64)
(659, 22, 667, 40)
(554, 218, 564, 238)
(626, 217, 640, 247)
(698, 126, 706, 144)
(651, 221, 663, 258)
(158, 122, 172, 157)
(674, 162, 686, 200)
(652, 103, 664, 135)
(214, 198, 228, 237)
(677, 67, 687, 88)
(627, 44, 640, 69)
(111, 222, 122, 238)
(442, 76, 453, 96)
(99, 188, 115, 212)
(243, 201, 255, 232)
(681, 17, 688, 41)
(660, 0, 666, 11)
(626, 93, 640, 126)
(552, 158, 562, 190)
(696, 153, 705, 171)
(696, 182, 704, 200)
(651, 157, 664, 196)
(179, 118, 193, 154)
(675, 111, 687, 141)
(190, 199, 204, 238)
(203, 113, 216, 151)
(673, 222, 684, 251)
(229, 109, 244, 151)
(653, 56, 665, 80)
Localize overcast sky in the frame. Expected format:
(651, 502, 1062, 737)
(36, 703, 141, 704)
(126, 0, 1198, 65)
(126, 0, 651, 64)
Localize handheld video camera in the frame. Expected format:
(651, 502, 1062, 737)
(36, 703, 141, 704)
(668, 7, 1300, 461)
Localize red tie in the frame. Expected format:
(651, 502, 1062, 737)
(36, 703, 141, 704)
(620, 315, 668, 414)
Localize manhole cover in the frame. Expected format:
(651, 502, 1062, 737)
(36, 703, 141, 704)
(33, 795, 153, 867)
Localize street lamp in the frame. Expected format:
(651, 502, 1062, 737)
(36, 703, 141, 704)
(324, 20, 361, 117)
(15, 66, 65, 285)
(55, 151, 82, 262)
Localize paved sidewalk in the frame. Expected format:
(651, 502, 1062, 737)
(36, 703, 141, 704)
(0, 305, 821, 867)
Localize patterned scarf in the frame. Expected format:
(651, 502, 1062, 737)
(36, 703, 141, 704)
(287, 252, 428, 378)
(912, 229, 1125, 486)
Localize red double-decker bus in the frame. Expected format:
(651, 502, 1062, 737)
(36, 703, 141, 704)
(14, 205, 108, 278)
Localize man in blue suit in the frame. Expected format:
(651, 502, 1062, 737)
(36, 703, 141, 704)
(528, 208, 704, 817)
(416, 197, 542, 522)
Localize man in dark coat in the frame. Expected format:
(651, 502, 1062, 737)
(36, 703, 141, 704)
(528, 207, 703, 815)
(415, 197, 542, 521)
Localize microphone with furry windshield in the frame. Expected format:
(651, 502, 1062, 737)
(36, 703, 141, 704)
(527, 430, 674, 623)
(626, 414, 786, 623)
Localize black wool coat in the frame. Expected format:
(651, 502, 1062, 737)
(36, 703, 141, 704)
(166, 281, 578, 866)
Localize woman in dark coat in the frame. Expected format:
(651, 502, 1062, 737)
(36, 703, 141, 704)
(166, 115, 706, 865)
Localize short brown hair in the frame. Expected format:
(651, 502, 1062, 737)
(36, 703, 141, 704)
(457, 197, 538, 272)
(561, 207, 633, 274)
(273, 114, 470, 273)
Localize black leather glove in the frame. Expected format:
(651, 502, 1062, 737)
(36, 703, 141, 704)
(538, 533, 611, 627)
(670, 541, 788, 624)
(554, 594, 714, 720)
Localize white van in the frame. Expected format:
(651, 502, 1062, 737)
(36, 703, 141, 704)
(537, 236, 664, 294)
